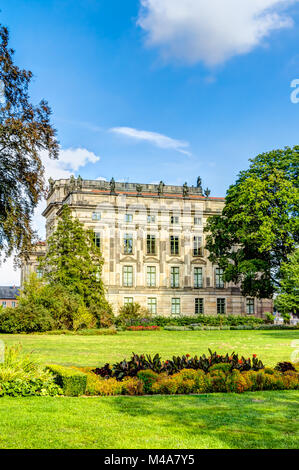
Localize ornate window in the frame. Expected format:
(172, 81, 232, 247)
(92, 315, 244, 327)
(123, 266, 133, 287)
(193, 236, 202, 256)
(125, 214, 133, 222)
(194, 267, 203, 288)
(147, 298, 157, 314)
(246, 298, 255, 315)
(217, 298, 226, 314)
(215, 268, 224, 288)
(92, 212, 101, 221)
(170, 236, 179, 255)
(147, 266, 156, 287)
(147, 215, 155, 224)
(147, 235, 156, 254)
(171, 267, 180, 288)
(94, 232, 101, 248)
(124, 233, 133, 254)
(171, 298, 181, 315)
(195, 298, 204, 314)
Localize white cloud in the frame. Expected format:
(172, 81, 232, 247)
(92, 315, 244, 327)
(110, 126, 191, 155)
(42, 147, 100, 180)
(138, 0, 297, 65)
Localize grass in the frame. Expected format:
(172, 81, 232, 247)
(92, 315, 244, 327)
(0, 391, 298, 449)
(0, 330, 298, 449)
(0, 329, 298, 367)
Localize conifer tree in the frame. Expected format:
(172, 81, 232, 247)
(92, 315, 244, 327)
(40, 204, 106, 308)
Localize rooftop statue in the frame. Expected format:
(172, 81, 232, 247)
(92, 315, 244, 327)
(183, 182, 189, 197)
(158, 181, 165, 196)
(110, 177, 116, 194)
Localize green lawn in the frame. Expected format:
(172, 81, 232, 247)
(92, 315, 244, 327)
(0, 392, 298, 449)
(0, 330, 298, 449)
(0, 329, 298, 367)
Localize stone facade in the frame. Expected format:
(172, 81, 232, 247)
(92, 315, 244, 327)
(21, 178, 273, 317)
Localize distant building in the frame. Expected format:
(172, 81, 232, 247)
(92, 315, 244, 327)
(0, 286, 20, 308)
(21, 177, 273, 317)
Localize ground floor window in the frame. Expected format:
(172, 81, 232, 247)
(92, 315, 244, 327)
(217, 298, 226, 314)
(195, 298, 204, 314)
(1, 301, 6, 308)
(124, 297, 133, 305)
(12, 301, 16, 308)
(171, 298, 181, 315)
(246, 298, 255, 315)
(147, 297, 157, 314)
(123, 266, 133, 287)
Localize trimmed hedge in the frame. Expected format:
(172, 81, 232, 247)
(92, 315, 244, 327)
(46, 365, 87, 396)
(164, 324, 299, 331)
(151, 315, 265, 327)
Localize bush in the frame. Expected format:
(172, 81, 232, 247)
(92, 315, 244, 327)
(0, 378, 61, 397)
(225, 370, 248, 393)
(265, 312, 275, 324)
(88, 302, 115, 328)
(0, 345, 62, 397)
(92, 377, 123, 396)
(117, 303, 152, 327)
(46, 365, 87, 396)
(209, 363, 232, 374)
(0, 305, 53, 333)
(122, 377, 144, 395)
(152, 375, 178, 395)
(137, 370, 158, 394)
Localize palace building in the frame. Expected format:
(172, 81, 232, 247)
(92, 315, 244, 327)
(21, 177, 273, 317)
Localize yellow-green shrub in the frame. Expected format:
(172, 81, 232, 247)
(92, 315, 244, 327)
(152, 375, 177, 395)
(92, 377, 123, 396)
(226, 370, 248, 393)
(208, 370, 227, 392)
(122, 377, 144, 395)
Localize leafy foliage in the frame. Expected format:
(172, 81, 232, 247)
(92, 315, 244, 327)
(275, 249, 299, 316)
(117, 302, 152, 327)
(0, 25, 58, 260)
(205, 146, 299, 299)
(92, 350, 265, 381)
(0, 345, 61, 396)
(0, 304, 53, 333)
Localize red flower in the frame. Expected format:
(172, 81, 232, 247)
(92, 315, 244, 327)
(238, 359, 243, 364)
(186, 354, 190, 358)
(253, 354, 257, 358)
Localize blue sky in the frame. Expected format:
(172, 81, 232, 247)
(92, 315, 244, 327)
(1, 0, 299, 284)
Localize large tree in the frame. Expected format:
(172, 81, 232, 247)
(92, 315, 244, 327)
(275, 249, 299, 316)
(0, 25, 58, 261)
(40, 204, 107, 308)
(205, 146, 299, 299)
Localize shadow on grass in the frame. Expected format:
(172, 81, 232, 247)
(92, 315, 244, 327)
(258, 331, 299, 340)
(108, 391, 299, 449)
